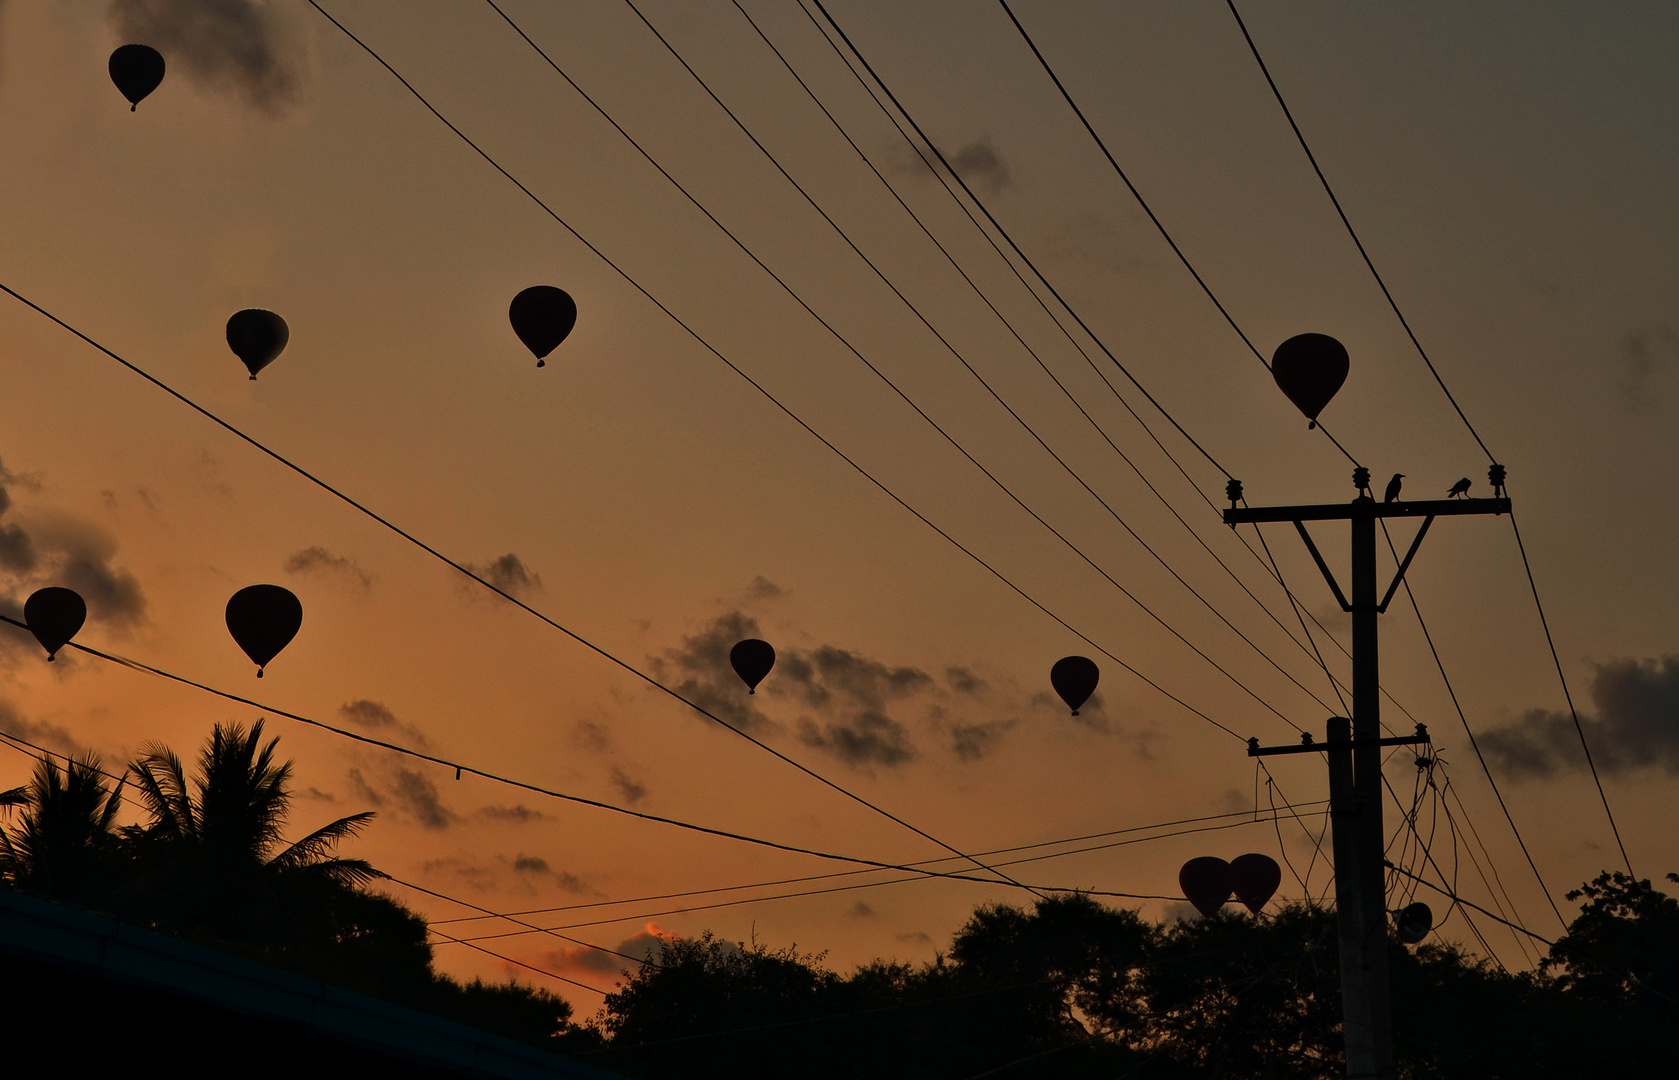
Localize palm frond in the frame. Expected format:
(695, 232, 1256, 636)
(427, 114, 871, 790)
(269, 812, 376, 871)
(129, 742, 195, 839)
(287, 856, 386, 889)
(0, 785, 27, 812)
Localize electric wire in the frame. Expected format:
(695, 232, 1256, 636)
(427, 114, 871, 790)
(803, 0, 1240, 481)
(430, 802, 1329, 926)
(1383, 862, 1554, 947)
(442, 812, 1326, 945)
(712, 0, 1350, 719)
(990, 0, 1360, 467)
(1375, 521, 1566, 929)
(1507, 509, 1634, 876)
(793, 0, 1439, 738)
(482, 0, 1317, 734)
(1221, 0, 1493, 464)
(0, 613, 1106, 891)
(1224, 0, 1632, 880)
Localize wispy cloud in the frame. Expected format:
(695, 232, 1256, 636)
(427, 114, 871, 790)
(1482, 655, 1679, 777)
(107, 0, 304, 116)
(465, 553, 543, 599)
(286, 546, 373, 590)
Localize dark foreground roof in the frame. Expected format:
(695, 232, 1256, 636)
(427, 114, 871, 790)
(0, 887, 621, 1079)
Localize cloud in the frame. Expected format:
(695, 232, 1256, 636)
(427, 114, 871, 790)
(949, 719, 1014, 762)
(0, 699, 85, 759)
(1481, 655, 1679, 777)
(650, 610, 776, 735)
(466, 553, 543, 599)
(421, 854, 594, 897)
(653, 605, 1099, 769)
(348, 764, 457, 829)
(106, 0, 303, 117)
(572, 720, 610, 753)
(950, 138, 1010, 193)
(478, 803, 545, 823)
(849, 901, 875, 919)
(799, 711, 914, 769)
(338, 699, 428, 749)
(1615, 324, 1677, 405)
(610, 767, 647, 804)
(896, 931, 933, 946)
(745, 576, 785, 601)
(534, 924, 690, 979)
(0, 462, 146, 632)
(285, 546, 373, 590)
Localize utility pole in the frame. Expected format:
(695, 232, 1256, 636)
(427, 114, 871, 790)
(1226, 465, 1508, 1080)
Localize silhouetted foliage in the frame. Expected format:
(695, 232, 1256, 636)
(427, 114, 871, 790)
(0, 722, 585, 1053)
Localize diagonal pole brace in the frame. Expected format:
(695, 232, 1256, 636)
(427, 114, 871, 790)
(1294, 520, 1351, 612)
(1378, 515, 1435, 613)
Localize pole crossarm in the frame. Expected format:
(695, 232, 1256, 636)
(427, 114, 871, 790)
(1248, 724, 1430, 758)
(1223, 496, 1510, 525)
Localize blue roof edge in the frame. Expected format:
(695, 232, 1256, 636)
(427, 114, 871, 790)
(0, 887, 622, 1080)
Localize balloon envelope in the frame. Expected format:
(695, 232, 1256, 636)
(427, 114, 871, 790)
(1271, 333, 1349, 423)
(225, 584, 302, 676)
(730, 638, 775, 694)
(24, 587, 87, 660)
(1050, 655, 1099, 715)
(1230, 853, 1282, 913)
(509, 286, 577, 366)
(1179, 856, 1234, 918)
(1396, 901, 1434, 945)
(226, 309, 289, 379)
(109, 44, 165, 110)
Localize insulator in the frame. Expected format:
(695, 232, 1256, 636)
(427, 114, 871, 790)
(1226, 478, 1243, 505)
(1352, 466, 1370, 491)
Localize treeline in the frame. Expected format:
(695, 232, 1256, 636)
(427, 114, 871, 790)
(0, 721, 585, 1048)
(3, 724, 1676, 1077)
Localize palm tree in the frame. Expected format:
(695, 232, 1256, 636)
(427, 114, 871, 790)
(0, 754, 126, 906)
(121, 720, 433, 993)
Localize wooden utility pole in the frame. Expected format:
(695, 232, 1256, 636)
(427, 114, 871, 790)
(1226, 466, 1508, 1080)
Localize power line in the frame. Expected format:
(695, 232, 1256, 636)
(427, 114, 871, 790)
(431, 802, 1329, 926)
(989, 0, 1360, 468)
(1375, 521, 1566, 929)
(1223, 0, 1631, 878)
(275, 1, 1283, 751)
(1506, 510, 1634, 876)
(1382, 861, 1554, 947)
(1222, 0, 1494, 465)
(0, 613, 1108, 892)
(441, 813, 1326, 946)
(481, 0, 1318, 734)
(802, 0, 1240, 482)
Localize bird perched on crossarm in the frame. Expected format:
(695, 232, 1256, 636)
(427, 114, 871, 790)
(1448, 478, 1471, 498)
(1384, 473, 1405, 503)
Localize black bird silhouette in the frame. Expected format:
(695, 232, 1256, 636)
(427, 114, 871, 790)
(1448, 478, 1471, 499)
(1384, 473, 1405, 503)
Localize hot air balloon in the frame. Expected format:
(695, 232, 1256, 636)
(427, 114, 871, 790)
(109, 44, 165, 111)
(225, 584, 302, 677)
(1049, 655, 1099, 716)
(1395, 901, 1433, 945)
(1179, 856, 1234, 918)
(23, 587, 87, 661)
(1230, 853, 1282, 914)
(1271, 333, 1348, 429)
(509, 286, 577, 367)
(730, 638, 775, 694)
(226, 309, 289, 380)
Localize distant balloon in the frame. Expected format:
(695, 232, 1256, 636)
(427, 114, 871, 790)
(509, 286, 577, 367)
(1395, 901, 1434, 945)
(1049, 655, 1099, 716)
(225, 584, 302, 677)
(226, 309, 290, 380)
(1230, 853, 1282, 914)
(1271, 333, 1349, 428)
(1179, 856, 1234, 918)
(730, 638, 775, 695)
(23, 587, 87, 661)
(109, 44, 165, 111)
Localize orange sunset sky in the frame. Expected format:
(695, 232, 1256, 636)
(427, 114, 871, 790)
(1, 1, 1675, 1014)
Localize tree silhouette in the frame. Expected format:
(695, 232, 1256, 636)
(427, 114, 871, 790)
(0, 755, 126, 907)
